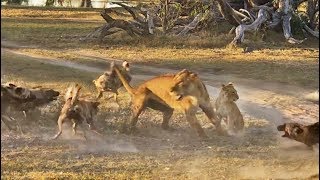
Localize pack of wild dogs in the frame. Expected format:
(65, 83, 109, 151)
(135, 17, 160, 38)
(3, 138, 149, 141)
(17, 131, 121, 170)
(1, 61, 318, 147)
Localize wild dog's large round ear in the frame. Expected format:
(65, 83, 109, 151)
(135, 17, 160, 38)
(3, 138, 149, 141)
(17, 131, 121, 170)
(221, 84, 226, 87)
(122, 61, 129, 67)
(228, 82, 233, 86)
(8, 83, 16, 88)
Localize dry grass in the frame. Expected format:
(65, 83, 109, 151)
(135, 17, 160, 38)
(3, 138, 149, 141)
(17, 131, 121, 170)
(1, 46, 319, 180)
(2, 7, 318, 88)
(1, 6, 319, 179)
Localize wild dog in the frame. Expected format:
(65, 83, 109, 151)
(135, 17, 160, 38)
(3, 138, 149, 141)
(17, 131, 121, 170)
(113, 66, 221, 139)
(277, 122, 319, 147)
(93, 61, 131, 105)
(1, 83, 60, 131)
(214, 83, 244, 135)
(52, 84, 100, 140)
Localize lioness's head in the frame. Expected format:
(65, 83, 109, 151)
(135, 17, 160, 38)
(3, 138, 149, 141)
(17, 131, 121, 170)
(220, 82, 239, 102)
(1, 83, 34, 100)
(170, 69, 198, 100)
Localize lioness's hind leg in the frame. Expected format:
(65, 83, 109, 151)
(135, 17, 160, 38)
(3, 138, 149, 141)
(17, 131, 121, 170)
(147, 99, 174, 130)
(162, 109, 174, 130)
(129, 97, 146, 130)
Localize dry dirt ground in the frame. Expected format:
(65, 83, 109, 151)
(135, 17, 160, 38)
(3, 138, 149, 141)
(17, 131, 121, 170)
(1, 43, 319, 179)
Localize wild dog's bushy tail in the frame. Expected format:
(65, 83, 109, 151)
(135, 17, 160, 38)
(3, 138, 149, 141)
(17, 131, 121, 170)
(64, 84, 81, 105)
(113, 63, 134, 95)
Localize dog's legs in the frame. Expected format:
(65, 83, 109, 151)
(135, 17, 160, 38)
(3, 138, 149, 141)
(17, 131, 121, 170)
(96, 91, 103, 99)
(113, 92, 121, 108)
(1, 115, 16, 131)
(72, 119, 77, 135)
(79, 123, 87, 140)
(52, 114, 66, 140)
(22, 111, 27, 121)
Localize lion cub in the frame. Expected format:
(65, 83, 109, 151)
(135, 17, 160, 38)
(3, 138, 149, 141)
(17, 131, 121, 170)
(215, 83, 244, 135)
(93, 61, 131, 105)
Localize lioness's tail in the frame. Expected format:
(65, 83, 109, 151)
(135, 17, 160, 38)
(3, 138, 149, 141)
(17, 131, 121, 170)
(114, 64, 134, 95)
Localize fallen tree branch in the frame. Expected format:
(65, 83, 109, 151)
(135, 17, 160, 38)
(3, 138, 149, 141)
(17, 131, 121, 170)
(231, 9, 270, 45)
(303, 24, 319, 38)
(177, 13, 204, 36)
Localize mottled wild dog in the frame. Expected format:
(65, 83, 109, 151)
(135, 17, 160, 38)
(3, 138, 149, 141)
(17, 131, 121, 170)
(114, 66, 221, 139)
(93, 61, 131, 105)
(277, 122, 319, 147)
(52, 84, 100, 140)
(1, 83, 60, 131)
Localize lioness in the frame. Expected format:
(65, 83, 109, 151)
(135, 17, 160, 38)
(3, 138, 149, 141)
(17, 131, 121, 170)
(277, 122, 319, 147)
(52, 84, 100, 140)
(215, 83, 244, 135)
(93, 61, 131, 105)
(114, 66, 221, 139)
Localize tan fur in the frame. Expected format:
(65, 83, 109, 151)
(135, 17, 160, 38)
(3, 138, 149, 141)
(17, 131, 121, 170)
(114, 67, 221, 139)
(215, 83, 244, 135)
(92, 61, 131, 105)
(52, 84, 100, 140)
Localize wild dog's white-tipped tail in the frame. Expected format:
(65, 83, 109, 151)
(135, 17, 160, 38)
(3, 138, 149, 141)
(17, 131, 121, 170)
(122, 61, 130, 71)
(64, 85, 73, 101)
(64, 84, 81, 105)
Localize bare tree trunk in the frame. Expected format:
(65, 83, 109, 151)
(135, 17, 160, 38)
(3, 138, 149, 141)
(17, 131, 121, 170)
(147, 10, 155, 34)
(231, 9, 269, 45)
(81, 0, 91, 7)
(162, 0, 169, 33)
(177, 13, 204, 36)
(303, 24, 319, 38)
(215, 0, 244, 26)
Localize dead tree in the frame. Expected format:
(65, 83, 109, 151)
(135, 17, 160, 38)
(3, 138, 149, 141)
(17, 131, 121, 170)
(215, 0, 310, 45)
(82, 2, 157, 42)
(82, 0, 318, 44)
